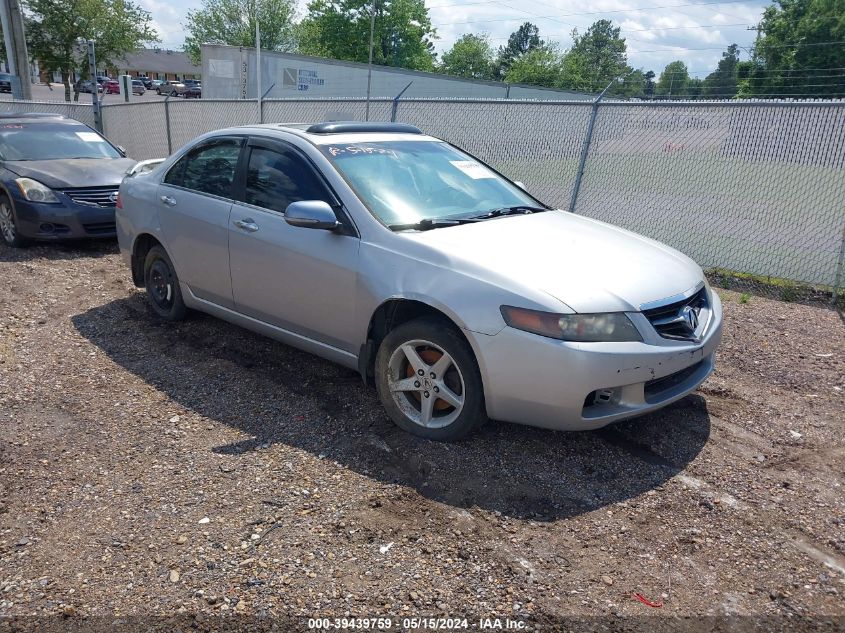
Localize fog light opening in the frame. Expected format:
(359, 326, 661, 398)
(39, 222, 55, 233)
(584, 388, 616, 408)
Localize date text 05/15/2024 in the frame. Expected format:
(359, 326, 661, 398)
(307, 617, 527, 630)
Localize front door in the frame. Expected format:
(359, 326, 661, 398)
(228, 138, 360, 353)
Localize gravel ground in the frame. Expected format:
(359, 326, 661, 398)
(1, 240, 844, 631)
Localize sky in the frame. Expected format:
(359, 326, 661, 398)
(139, 0, 772, 77)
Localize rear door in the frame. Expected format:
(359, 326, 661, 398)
(228, 137, 360, 352)
(157, 136, 244, 308)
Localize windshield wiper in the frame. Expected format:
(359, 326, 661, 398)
(471, 205, 548, 220)
(388, 217, 479, 232)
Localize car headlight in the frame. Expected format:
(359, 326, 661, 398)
(500, 306, 642, 342)
(15, 178, 59, 204)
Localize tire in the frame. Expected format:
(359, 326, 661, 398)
(0, 195, 30, 248)
(170, 90, 177, 97)
(143, 245, 187, 321)
(375, 317, 487, 441)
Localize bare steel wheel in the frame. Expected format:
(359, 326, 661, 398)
(143, 245, 187, 321)
(0, 195, 28, 247)
(376, 317, 487, 440)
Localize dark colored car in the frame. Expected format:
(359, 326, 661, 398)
(0, 114, 136, 247)
(0, 73, 13, 93)
(184, 84, 201, 98)
(137, 75, 153, 89)
(76, 79, 103, 94)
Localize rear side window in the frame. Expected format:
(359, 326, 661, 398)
(244, 146, 331, 213)
(164, 139, 241, 198)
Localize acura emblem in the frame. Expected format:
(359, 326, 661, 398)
(681, 305, 699, 332)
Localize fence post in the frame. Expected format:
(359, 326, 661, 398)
(391, 81, 413, 122)
(164, 95, 172, 155)
(834, 224, 845, 307)
(568, 75, 629, 213)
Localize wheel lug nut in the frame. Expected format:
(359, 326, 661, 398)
(423, 391, 430, 398)
(434, 386, 439, 393)
(429, 372, 436, 379)
(417, 369, 424, 376)
(414, 381, 420, 388)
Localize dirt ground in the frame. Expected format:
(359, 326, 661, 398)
(1, 240, 843, 631)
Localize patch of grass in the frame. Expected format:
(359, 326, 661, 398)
(739, 293, 750, 304)
(780, 284, 799, 303)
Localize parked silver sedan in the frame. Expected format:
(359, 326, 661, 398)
(116, 122, 722, 440)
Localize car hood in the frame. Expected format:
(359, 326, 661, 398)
(3, 158, 137, 189)
(403, 210, 703, 313)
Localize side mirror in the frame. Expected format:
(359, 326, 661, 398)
(285, 200, 340, 230)
(116, 145, 127, 157)
(125, 158, 165, 178)
(514, 181, 527, 190)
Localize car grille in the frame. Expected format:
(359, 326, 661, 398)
(644, 361, 704, 401)
(83, 221, 116, 235)
(642, 286, 708, 341)
(61, 186, 118, 208)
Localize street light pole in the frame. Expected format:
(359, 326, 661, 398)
(365, 0, 376, 121)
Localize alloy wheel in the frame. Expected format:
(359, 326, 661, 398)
(386, 339, 465, 429)
(0, 202, 16, 244)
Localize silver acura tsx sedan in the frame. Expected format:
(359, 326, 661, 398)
(116, 122, 722, 441)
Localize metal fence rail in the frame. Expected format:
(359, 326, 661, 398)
(3, 96, 844, 303)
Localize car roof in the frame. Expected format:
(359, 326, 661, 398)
(0, 113, 75, 123)
(213, 121, 436, 146)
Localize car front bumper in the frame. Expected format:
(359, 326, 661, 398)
(469, 291, 723, 431)
(12, 196, 117, 240)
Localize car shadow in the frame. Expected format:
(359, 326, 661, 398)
(0, 239, 117, 262)
(72, 294, 712, 521)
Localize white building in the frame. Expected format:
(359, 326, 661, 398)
(202, 45, 592, 101)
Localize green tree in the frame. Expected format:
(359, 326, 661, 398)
(559, 19, 628, 92)
(644, 69, 656, 97)
(503, 45, 563, 87)
(183, 0, 297, 65)
(655, 60, 690, 97)
(25, 0, 158, 101)
(298, 0, 436, 71)
(746, 0, 845, 98)
(495, 22, 543, 79)
(701, 43, 741, 98)
(440, 33, 494, 79)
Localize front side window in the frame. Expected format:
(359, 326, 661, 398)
(244, 146, 330, 213)
(319, 140, 542, 226)
(0, 123, 122, 160)
(163, 138, 241, 198)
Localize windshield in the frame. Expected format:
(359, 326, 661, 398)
(0, 123, 121, 160)
(319, 140, 544, 226)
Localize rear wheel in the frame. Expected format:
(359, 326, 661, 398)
(375, 317, 487, 441)
(0, 195, 29, 248)
(143, 245, 187, 321)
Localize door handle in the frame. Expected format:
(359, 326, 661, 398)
(234, 218, 259, 232)
(160, 195, 176, 206)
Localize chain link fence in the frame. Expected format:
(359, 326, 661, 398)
(3, 96, 844, 305)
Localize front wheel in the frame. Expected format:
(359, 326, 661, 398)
(0, 195, 29, 248)
(143, 245, 187, 321)
(375, 317, 487, 441)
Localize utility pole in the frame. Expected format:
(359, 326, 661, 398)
(256, 14, 262, 123)
(0, 0, 32, 99)
(87, 40, 103, 133)
(365, 0, 376, 121)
